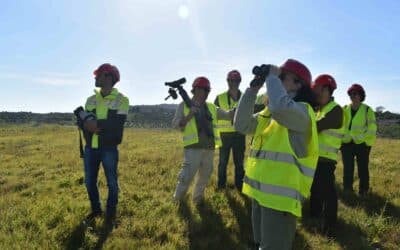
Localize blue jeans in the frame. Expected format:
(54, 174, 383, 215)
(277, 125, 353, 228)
(84, 146, 119, 217)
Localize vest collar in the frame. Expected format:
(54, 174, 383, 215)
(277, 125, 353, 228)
(94, 88, 119, 100)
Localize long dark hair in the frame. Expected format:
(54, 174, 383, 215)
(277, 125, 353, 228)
(279, 73, 318, 108)
(293, 83, 318, 108)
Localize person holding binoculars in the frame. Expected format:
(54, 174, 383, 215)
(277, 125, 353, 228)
(75, 63, 129, 224)
(234, 59, 319, 250)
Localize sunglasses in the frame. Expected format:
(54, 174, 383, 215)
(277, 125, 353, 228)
(293, 79, 303, 85)
(279, 73, 303, 85)
(228, 79, 241, 83)
(349, 92, 359, 97)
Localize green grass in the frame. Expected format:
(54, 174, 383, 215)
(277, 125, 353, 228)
(0, 125, 399, 249)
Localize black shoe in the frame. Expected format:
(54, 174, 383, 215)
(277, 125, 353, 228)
(322, 221, 337, 238)
(216, 185, 226, 191)
(83, 211, 102, 224)
(105, 214, 118, 228)
(248, 242, 260, 250)
(194, 198, 206, 209)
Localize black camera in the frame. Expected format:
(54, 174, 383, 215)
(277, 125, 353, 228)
(250, 64, 272, 87)
(165, 77, 186, 88)
(164, 78, 186, 100)
(73, 106, 96, 128)
(73, 106, 96, 158)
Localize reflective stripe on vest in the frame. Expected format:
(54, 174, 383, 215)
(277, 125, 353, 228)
(216, 92, 237, 133)
(242, 103, 318, 217)
(316, 101, 344, 161)
(248, 149, 315, 178)
(244, 176, 305, 203)
(182, 103, 222, 148)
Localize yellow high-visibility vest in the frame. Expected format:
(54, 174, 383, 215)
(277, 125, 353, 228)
(316, 101, 344, 161)
(256, 93, 268, 105)
(242, 104, 319, 217)
(216, 91, 238, 133)
(85, 88, 129, 148)
(182, 103, 222, 148)
(342, 103, 377, 146)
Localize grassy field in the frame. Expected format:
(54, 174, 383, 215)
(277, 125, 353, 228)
(0, 125, 399, 249)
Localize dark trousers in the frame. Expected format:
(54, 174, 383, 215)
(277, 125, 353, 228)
(310, 160, 338, 227)
(217, 132, 245, 190)
(84, 146, 119, 217)
(341, 142, 371, 194)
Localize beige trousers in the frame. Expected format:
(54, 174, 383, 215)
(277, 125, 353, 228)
(173, 148, 214, 202)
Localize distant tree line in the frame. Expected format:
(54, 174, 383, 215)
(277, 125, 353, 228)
(1, 105, 399, 138)
(0, 105, 177, 128)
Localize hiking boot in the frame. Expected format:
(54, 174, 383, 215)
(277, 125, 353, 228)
(193, 198, 205, 209)
(83, 211, 102, 224)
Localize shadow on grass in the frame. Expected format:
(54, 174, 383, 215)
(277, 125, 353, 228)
(301, 214, 378, 250)
(178, 200, 238, 250)
(293, 232, 312, 250)
(64, 217, 114, 250)
(64, 218, 91, 250)
(224, 191, 254, 248)
(93, 220, 114, 250)
(337, 185, 400, 223)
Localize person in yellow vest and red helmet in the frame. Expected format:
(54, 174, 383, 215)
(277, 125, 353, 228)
(310, 74, 344, 235)
(341, 84, 377, 196)
(214, 70, 245, 191)
(172, 77, 234, 206)
(234, 59, 319, 249)
(78, 63, 129, 224)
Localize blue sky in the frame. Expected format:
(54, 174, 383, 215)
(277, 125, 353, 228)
(1, 0, 399, 113)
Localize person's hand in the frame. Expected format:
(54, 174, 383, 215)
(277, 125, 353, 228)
(268, 65, 280, 77)
(229, 108, 236, 120)
(188, 106, 200, 116)
(84, 120, 101, 133)
(263, 94, 269, 106)
(179, 106, 199, 127)
(249, 76, 264, 92)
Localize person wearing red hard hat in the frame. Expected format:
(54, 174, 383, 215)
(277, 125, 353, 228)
(214, 70, 245, 191)
(172, 76, 234, 206)
(234, 59, 318, 249)
(77, 63, 129, 225)
(310, 74, 344, 235)
(341, 83, 376, 196)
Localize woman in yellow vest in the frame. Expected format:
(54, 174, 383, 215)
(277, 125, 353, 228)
(310, 74, 344, 235)
(341, 84, 377, 196)
(172, 77, 233, 205)
(234, 59, 318, 249)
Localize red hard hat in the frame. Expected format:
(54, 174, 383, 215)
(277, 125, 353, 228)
(227, 70, 241, 81)
(93, 63, 120, 83)
(280, 59, 312, 86)
(347, 83, 364, 94)
(312, 74, 337, 90)
(192, 76, 211, 91)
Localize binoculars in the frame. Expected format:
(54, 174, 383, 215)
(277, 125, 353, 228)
(252, 64, 271, 78)
(250, 64, 272, 87)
